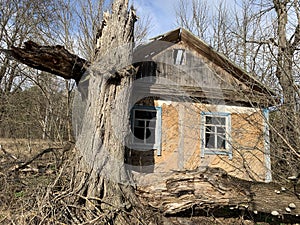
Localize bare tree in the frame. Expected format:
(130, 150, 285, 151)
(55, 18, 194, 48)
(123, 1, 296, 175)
(268, 0, 300, 178)
(0, 0, 66, 139)
(176, 0, 209, 40)
(134, 14, 152, 43)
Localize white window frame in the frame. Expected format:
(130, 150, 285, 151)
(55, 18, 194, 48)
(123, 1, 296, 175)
(130, 106, 162, 156)
(201, 112, 232, 159)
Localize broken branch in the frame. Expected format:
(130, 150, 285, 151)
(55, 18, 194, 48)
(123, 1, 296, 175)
(12, 142, 73, 171)
(1, 41, 89, 83)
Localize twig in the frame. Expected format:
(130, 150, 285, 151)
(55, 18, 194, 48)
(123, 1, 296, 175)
(12, 147, 54, 171)
(12, 142, 73, 171)
(0, 145, 18, 160)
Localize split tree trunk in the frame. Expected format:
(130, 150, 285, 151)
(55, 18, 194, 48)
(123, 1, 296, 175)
(68, 1, 151, 223)
(3, 1, 158, 223)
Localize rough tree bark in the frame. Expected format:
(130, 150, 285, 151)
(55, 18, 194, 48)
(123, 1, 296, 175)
(4, 0, 156, 224)
(70, 1, 143, 222)
(3, 0, 300, 224)
(63, 0, 156, 223)
(137, 167, 300, 223)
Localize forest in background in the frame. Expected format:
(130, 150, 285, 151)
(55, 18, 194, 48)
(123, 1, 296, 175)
(0, 0, 151, 142)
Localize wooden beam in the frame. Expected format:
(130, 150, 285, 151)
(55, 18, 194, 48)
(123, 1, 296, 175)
(133, 82, 276, 107)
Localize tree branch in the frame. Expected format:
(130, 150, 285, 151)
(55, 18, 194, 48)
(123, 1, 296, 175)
(12, 142, 73, 171)
(290, 1, 300, 51)
(1, 41, 89, 83)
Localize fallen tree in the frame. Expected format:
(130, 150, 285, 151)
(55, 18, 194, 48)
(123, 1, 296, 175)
(137, 167, 300, 223)
(2, 0, 300, 224)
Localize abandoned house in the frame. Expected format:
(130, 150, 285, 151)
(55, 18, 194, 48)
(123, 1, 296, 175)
(125, 28, 277, 183)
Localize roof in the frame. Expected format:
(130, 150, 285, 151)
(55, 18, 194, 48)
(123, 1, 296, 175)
(149, 28, 275, 97)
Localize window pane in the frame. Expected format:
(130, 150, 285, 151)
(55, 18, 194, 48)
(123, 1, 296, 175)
(205, 133, 215, 148)
(217, 127, 226, 134)
(134, 127, 145, 140)
(173, 49, 185, 65)
(212, 117, 225, 125)
(135, 110, 156, 119)
(205, 115, 226, 125)
(145, 128, 151, 139)
(147, 120, 156, 128)
(145, 120, 150, 128)
(144, 119, 156, 128)
(217, 135, 226, 149)
(146, 128, 155, 144)
(148, 111, 157, 119)
(219, 117, 226, 125)
(134, 110, 143, 119)
(134, 119, 145, 128)
(205, 116, 213, 124)
(205, 126, 215, 133)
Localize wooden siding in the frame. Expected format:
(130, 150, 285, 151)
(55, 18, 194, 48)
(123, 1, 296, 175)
(133, 42, 275, 107)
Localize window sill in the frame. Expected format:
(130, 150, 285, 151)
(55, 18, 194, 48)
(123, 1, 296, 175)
(202, 149, 232, 160)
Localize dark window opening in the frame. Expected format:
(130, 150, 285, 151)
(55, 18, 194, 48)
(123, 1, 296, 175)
(173, 49, 186, 65)
(132, 108, 157, 146)
(135, 61, 157, 80)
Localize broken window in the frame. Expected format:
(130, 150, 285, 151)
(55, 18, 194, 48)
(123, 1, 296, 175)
(173, 49, 186, 65)
(201, 112, 232, 159)
(130, 106, 162, 156)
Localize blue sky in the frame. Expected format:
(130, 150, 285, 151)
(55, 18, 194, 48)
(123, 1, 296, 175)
(130, 0, 237, 39)
(130, 0, 179, 38)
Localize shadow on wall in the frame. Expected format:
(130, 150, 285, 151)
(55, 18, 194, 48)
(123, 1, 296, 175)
(125, 148, 155, 173)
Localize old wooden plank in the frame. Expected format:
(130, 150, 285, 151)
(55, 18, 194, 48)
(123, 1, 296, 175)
(132, 82, 275, 106)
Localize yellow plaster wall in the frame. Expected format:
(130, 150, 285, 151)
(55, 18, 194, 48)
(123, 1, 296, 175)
(152, 100, 267, 181)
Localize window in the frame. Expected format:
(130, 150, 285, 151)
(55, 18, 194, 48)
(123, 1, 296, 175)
(173, 49, 186, 65)
(201, 112, 232, 159)
(130, 106, 162, 155)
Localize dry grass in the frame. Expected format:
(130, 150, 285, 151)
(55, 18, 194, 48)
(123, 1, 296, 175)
(0, 138, 282, 225)
(0, 138, 69, 225)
